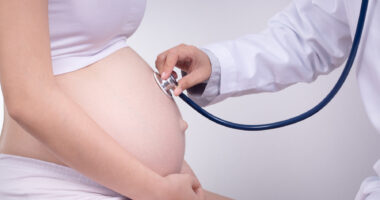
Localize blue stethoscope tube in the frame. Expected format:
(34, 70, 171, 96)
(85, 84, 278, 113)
(178, 0, 369, 131)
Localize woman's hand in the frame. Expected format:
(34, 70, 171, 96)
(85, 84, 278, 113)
(180, 161, 233, 200)
(154, 173, 204, 200)
(180, 161, 206, 199)
(155, 44, 212, 96)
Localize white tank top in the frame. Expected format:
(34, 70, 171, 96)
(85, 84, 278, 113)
(48, 0, 146, 75)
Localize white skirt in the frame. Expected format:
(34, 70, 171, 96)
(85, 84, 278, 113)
(0, 153, 130, 200)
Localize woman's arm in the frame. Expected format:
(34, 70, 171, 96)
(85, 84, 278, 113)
(0, 1, 201, 199)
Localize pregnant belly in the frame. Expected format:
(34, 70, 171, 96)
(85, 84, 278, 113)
(54, 47, 186, 176)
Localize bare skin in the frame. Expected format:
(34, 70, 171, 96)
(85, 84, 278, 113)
(0, 46, 232, 199)
(156, 44, 236, 200)
(156, 44, 212, 96)
(0, 1, 202, 199)
(181, 162, 234, 200)
(1, 47, 188, 174)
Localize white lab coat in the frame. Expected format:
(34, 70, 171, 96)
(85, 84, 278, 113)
(187, 0, 380, 199)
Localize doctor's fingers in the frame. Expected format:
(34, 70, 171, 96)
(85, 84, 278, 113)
(155, 44, 195, 80)
(173, 69, 204, 96)
(156, 51, 178, 80)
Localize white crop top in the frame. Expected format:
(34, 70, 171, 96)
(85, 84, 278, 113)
(48, 0, 146, 75)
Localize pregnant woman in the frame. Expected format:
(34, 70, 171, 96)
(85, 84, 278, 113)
(0, 1, 229, 199)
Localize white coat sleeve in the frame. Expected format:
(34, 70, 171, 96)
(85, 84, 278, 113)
(186, 0, 352, 107)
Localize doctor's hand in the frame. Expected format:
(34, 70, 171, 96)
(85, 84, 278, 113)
(155, 44, 212, 96)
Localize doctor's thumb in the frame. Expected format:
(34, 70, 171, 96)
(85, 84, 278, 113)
(174, 71, 202, 96)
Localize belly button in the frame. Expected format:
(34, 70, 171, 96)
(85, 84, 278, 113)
(179, 119, 188, 132)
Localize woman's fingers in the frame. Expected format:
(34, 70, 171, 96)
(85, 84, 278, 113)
(197, 188, 206, 200)
(192, 177, 206, 200)
(191, 175, 201, 192)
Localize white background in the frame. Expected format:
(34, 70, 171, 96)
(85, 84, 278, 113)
(1, 0, 380, 199)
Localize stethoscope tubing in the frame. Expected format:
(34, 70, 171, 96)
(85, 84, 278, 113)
(179, 0, 369, 131)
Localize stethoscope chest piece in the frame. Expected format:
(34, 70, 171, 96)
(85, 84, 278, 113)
(153, 72, 178, 98)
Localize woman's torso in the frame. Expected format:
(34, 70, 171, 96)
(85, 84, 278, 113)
(0, 0, 187, 176)
(0, 47, 187, 176)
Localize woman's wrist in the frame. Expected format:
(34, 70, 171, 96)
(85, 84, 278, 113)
(130, 172, 166, 200)
(151, 177, 169, 199)
(150, 176, 167, 199)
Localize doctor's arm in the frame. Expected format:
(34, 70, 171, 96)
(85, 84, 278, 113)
(156, 0, 353, 107)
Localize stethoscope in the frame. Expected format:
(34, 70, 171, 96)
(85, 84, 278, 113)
(154, 0, 369, 131)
